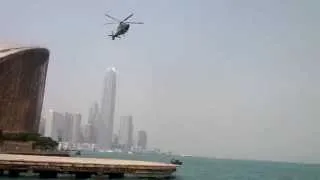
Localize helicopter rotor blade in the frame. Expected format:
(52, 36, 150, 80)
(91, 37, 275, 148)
(121, 13, 134, 22)
(126, 21, 144, 24)
(104, 22, 118, 25)
(105, 13, 121, 22)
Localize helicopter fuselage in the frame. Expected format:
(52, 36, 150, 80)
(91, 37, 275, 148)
(115, 23, 130, 37)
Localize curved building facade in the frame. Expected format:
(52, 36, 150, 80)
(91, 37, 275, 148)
(0, 46, 50, 133)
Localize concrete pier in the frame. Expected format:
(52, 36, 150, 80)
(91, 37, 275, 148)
(0, 153, 177, 178)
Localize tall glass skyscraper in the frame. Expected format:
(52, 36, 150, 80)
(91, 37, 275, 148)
(98, 67, 117, 149)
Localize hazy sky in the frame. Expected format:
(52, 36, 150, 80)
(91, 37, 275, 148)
(0, 0, 319, 163)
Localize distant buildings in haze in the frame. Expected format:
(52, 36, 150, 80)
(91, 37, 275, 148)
(43, 110, 82, 143)
(41, 112, 148, 152)
(41, 66, 149, 152)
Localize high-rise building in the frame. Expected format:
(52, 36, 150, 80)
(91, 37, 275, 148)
(87, 102, 99, 143)
(0, 45, 49, 133)
(64, 112, 74, 142)
(44, 110, 65, 141)
(78, 125, 85, 143)
(119, 115, 134, 151)
(137, 130, 147, 150)
(83, 124, 92, 143)
(44, 110, 82, 143)
(112, 134, 120, 149)
(71, 113, 81, 143)
(88, 102, 99, 124)
(98, 67, 117, 149)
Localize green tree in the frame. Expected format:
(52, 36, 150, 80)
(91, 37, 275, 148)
(1, 132, 58, 151)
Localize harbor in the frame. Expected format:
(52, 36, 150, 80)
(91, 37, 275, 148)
(0, 153, 177, 178)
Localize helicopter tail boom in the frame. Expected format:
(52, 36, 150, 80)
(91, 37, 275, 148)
(108, 31, 116, 40)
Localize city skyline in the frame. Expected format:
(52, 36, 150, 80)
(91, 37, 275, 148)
(39, 64, 155, 152)
(40, 106, 149, 152)
(41, 66, 149, 152)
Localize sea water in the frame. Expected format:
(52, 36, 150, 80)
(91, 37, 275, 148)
(83, 152, 320, 180)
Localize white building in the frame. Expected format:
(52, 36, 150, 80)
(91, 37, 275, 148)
(44, 110, 82, 143)
(44, 110, 65, 141)
(98, 67, 117, 149)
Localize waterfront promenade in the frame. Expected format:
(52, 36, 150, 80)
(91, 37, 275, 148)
(0, 153, 177, 178)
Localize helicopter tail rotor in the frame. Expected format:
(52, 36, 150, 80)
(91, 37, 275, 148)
(108, 31, 115, 40)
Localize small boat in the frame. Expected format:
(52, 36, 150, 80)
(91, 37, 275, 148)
(170, 158, 183, 165)
(75, 150, 81, 156)
(181, 154, 193, 157)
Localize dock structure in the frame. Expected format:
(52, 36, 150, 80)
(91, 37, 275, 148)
(0, 154, 177, 178)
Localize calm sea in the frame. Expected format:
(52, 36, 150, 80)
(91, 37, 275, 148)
(2, 152, 320, 180)
(84, 152, 320, 180)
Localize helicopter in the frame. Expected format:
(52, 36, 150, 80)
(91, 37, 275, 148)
(104, 13, 143, 40)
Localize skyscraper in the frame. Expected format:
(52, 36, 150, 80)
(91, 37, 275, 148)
(87, 102, 99, 143)
(44, 110, 65, 141)
(137, 130, 147, 150)
(88, 102, 99, 124)
(98, 67, 117, 149)
(63, 112, 73, 142)
(71, 113, 81, 143)
(119, 115, 134, 151)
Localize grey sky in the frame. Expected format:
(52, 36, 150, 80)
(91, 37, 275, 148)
(0, 0, 319, 163)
